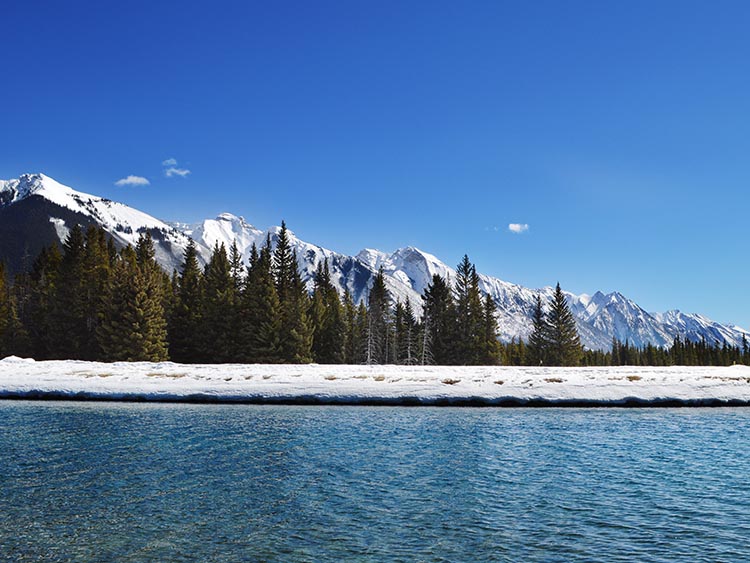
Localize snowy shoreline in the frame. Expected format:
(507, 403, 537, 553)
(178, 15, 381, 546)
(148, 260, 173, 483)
(3, 356, 750, 407)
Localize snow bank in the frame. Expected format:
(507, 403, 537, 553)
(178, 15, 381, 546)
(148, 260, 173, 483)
(3, 357, 750, 406)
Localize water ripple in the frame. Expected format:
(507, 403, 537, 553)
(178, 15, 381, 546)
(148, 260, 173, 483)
(2, 403, 750, 562)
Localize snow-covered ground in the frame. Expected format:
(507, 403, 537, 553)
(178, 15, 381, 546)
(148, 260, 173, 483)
(2, 356, 750, 406)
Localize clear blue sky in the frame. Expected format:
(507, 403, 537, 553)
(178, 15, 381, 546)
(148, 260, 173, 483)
(2, 1, 749, 328)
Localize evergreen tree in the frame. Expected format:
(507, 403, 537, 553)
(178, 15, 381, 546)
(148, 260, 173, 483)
(97, 245, 169, 362)
(81, 226, 112, 360)
(0, 264, 21, 356)
(527, 295, 550, 366)
(421, 274, 457, 365)
(480, 293, 501, 365)
(201, 243, 239, 362)
(365, 267, 391, 364)
(394, 298, 418, 365)
(342, 290, 364, 364)
(49, 225, 88, 358)
(241, 238, 282, 362)
(453, 256, 485, 364)
(545, 283, 582, 366)
(169, 239, 204, 363)
(24, 245, 62, 359)
(310, 260, 345, 363)
(273, 223, 313, 363)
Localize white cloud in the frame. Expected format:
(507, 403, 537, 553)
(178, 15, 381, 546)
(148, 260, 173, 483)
(508, 223, 529, 234)
(162, 158, 178, 166)
(165, 167, 191, 178)
(115, 175, 150, 187)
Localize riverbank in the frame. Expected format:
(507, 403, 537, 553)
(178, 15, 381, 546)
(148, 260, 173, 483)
(2, 356, 750, 406)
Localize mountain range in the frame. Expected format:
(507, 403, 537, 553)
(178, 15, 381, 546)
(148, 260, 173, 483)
(1, 173, 748, 351)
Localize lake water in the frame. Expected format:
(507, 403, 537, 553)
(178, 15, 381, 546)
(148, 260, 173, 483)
(2, 402, 750, 562)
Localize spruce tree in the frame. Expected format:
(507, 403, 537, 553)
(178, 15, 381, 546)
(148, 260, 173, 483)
(273, 223, 312, 363)
(310, 260, 345, 363)
(395, 298, 418, 365)
(0, 265, 30, 358)
(365, 267, 391, 365)
(453, 256, 485, 364)
(481, 293, 501, 365)
(342, 289, 364, 364)
(421, 274, 457, 365)
(82, 226, 112, 360)
(201, 243, 239, 362)
(545, 283, 582, 366)
(25, 245, 62, 359)
(241, 238, 282, 363)
(527, 295, 550, 366)
(98, 245, 169, 362)
(169, 239, 204, 363)
(49, 225, 88, 358)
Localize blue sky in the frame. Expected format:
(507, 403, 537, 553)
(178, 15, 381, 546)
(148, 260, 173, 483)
(2, 1, 750, 328)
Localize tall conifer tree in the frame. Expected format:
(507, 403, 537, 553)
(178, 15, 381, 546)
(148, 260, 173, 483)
(169, 239, 204, 363)
(545, 283, 582, 366)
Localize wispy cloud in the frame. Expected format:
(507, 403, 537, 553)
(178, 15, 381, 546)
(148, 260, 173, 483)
(508, 223, 529, 234)
(165, 167, 191, 178)
(115, 175, 150, 187)
(162, 158, 178, 166)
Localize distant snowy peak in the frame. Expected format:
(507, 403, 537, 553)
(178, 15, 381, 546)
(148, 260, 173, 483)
(192, 213, 264, 255)
(1, 173, 748, 351)
(0, 173, 192, 271)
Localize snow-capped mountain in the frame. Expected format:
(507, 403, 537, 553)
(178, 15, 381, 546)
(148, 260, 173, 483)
(2, 173, 748, 351)
(0, 173, 193, 272)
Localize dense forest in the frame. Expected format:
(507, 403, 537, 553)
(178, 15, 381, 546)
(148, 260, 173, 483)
(0, 223, 747, 367)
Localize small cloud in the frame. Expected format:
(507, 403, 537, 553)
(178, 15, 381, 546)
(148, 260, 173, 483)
(115, 175, 150, 187)
(165, 167, 191, 178)
(508, 223, 529, 234)
(162, 158, 177, 166)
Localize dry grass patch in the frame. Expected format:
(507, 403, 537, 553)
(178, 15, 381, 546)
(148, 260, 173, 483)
(544, 377, 564, 383)
(626, 375, 642, 382)
(494, 380, 505, 385)
(373, 375, 386, 382)
(441, 378, 461, 385)
(324, 375, 338, 381)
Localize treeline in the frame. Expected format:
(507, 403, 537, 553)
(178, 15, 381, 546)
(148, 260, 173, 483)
(0, 222, 503, 365)
(0, 222, 747, 367)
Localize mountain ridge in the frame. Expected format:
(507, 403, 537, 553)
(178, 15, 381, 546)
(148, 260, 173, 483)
(1, 173, 748, 351)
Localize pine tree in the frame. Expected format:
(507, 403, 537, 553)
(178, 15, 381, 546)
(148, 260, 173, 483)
(24, 245, 62, 359)
(342, 289, 364, 364)
(81, 226, 113, 360)
(310, 260, 345, 363)
(201, 243, 239, 362)
(527, 295, 550, 366)
(97, 245, 169, 362)
(169, 239, 204, 363)
(545, 283, 582, 366)
(480, 293, 501, 365)
(453, 256, 485, 364)
(0, 265, 31, 358)
(49, 225, 88, 358)
(273, 223, 313, 363)
(365, 267, 391, 364)
(421, 274, 457, 365)
(241, 238, 282, 363)
(394, 298, 418, 365)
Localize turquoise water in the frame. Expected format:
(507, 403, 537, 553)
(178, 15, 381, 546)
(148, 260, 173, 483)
(2, 403, 750, 562)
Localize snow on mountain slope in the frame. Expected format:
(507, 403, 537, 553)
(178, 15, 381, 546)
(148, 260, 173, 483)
(2, 173, 748, 351)
(0, 174, 192, 271)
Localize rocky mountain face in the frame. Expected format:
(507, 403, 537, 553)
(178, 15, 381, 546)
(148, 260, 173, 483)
(2, 173, 748, 351)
